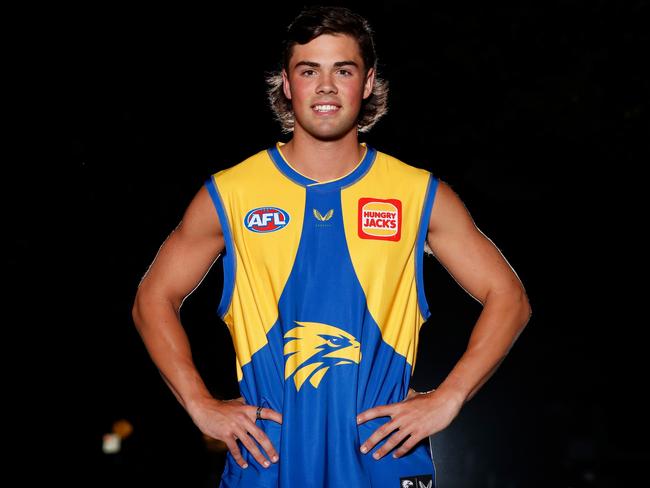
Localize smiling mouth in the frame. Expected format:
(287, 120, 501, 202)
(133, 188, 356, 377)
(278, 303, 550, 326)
(312, 104, 341, 114)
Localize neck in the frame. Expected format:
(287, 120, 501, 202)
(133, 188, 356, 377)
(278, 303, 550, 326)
(280, 129, 365, 183)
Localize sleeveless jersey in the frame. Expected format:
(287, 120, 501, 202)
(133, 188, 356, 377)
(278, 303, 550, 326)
(205, 142, 440, 488)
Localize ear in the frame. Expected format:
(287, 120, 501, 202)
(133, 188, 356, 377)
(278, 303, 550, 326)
(282, 69, 292, 100)
(362, 67, 375, 99)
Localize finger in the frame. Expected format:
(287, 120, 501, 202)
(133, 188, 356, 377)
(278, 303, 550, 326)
(234, 427, 273, 468)
(373, 430, 411, 460)
(360, 419, 398, 454)
(225, 437, 249, 469)
(262, 407, 283, 424)
(392, 433, 422, 458)
(357, 405, 388, 425)
(248, 423, 280, 463)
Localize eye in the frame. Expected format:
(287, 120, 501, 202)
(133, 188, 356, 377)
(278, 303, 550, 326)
(320, 334, 344, 346)
(301, 69, 317, 77)
(337, 69, 352, 76)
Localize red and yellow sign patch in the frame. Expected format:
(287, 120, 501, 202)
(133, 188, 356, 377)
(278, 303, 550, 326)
(358, 198, 402, 241)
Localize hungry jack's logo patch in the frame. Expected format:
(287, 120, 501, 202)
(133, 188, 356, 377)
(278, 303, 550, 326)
(358, 198, 402, 241)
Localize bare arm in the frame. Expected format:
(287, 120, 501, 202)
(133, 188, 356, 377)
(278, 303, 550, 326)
(132, 184, 280, 469)
(132, 185, 224, 410)
(426, 180, 532, 405)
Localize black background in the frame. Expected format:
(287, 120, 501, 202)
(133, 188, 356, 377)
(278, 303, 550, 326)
(12, 1, 647, 486)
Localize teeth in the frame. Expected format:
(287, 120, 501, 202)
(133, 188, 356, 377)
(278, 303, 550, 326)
(313, 104, 339, 112)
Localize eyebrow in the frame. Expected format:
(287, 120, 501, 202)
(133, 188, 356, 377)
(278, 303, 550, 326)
(294, 60, 359, 69)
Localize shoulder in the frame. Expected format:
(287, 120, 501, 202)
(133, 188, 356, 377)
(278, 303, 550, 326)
(428, 179, 474, 235)
(371, 149, 433, 186)
(209, 147, 273, 186)
(178, 184, 224, 238)
(199, 146, 273, 235)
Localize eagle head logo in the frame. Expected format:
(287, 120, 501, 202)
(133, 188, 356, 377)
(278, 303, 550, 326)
(284, 321, 361, 391)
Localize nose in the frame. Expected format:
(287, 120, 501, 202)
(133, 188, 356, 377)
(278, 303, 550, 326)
(316, 72, 338, 94)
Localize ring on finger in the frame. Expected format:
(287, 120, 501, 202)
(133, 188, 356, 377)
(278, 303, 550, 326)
(256, 406, 263, 420)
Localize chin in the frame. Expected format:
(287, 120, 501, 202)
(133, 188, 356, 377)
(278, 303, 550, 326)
(310, 130, 348, 142)
(303, 122, 357, 142)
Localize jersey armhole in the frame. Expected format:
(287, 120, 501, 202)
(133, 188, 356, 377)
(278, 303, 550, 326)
(204, 175, 236, 320)
(415, 173, 440, 321)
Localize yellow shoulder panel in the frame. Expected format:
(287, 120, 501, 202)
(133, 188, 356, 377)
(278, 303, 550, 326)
(211, 149, 306, 381)
(340, 151, 431, 372)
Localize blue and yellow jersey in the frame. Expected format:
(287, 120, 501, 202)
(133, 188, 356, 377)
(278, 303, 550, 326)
(205, 142, 439, 488)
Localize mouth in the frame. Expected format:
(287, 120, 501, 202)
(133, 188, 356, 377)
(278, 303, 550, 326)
(311, 103, 341, 115)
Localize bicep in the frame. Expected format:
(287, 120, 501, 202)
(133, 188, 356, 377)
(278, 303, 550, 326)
(426, 181, 523, 304)
(138, 185, 225, 309)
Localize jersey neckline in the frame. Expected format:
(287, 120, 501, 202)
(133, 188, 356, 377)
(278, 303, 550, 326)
(267, 142, 377, 190)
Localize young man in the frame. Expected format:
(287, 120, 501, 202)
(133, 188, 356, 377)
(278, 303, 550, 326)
(132, 6, 531, 488)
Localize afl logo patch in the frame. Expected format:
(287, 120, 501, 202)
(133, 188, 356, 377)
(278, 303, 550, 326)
(244, 207, 290, 233)
(358, 198, 402, 241)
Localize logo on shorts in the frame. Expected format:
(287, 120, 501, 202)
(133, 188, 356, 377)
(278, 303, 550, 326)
(358, 198, 402, 241)
(399, 475, 433, 488)
(244, 206, 290, 233)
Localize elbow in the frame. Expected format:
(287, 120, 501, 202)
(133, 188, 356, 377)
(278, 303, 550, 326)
(132, 285, 154, 332)
(132, 290, 144, 331)
(517, 288, 532, 327)
(496, 285, 532, 326)
(490, 284, 532, 317)
(521, 286, 532, 316)
(131, 286, 180, 332)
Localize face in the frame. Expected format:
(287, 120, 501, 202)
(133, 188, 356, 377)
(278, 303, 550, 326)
(282, 34, 375, 141)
